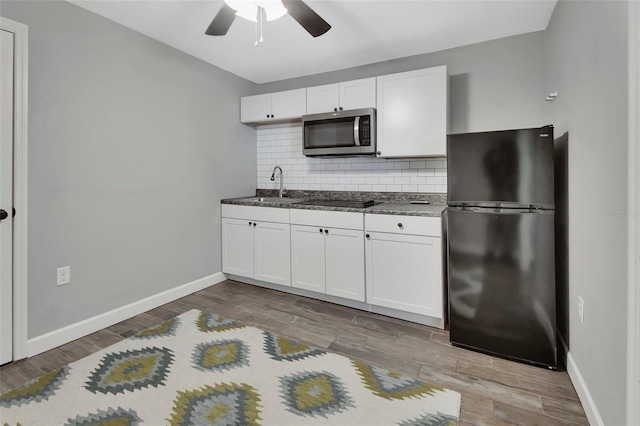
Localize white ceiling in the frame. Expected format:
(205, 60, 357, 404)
(69, 0, 557, 84)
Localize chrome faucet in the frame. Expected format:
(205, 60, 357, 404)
(270, 165, 284, 198)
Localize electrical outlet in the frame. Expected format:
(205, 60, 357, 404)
(57, 266, 71, 286)
(578, 296, 584, 323)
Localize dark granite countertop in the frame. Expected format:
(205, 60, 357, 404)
(222, 190, 447, 217)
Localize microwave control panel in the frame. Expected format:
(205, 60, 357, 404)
(360, 116, 371, 146)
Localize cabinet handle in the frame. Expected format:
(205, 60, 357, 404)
(397, 223, 403, 228)
(324, 229, 329, 234)
(319, 228, 323, 233)
(333, 108, 338, 112)
(376, 151, 381, 155)
(339, 107, 343, 111)
(266, 114, 269, 118)
(366, 234, 370, 239)
(249, 221, 252, 225)
(253, 222, 257, 227)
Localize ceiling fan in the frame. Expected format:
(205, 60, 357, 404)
(205, 0, 331, 38)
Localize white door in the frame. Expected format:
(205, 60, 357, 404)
(271, 88, 306, 120)
(240, 93, 271, 123)
(376, 66, 448, 157)
(221, 218, 255, 278)
(291, 224, 326, 293)
(339, 78, 376, 111)
(254, 221, 291, 286)
(325, 227, 365, 302)
(306, 83, 339, 114)
(0, 29, 14, 365)
(365, 232, 443, 318)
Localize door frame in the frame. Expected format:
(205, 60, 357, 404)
(628, 1, 640, 424)
(0, 16, 28, 361)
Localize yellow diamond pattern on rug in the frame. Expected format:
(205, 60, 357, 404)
(85, 347, 174, 395)
(191, 339, 249, 373)
(0, 366, 70, 408)
(132, 317, 180, 340)
(263, 331, 326, 362)
(168, 382, 261, 426)
(65, 407, 142, 426)
(352, 360, 444, 400)
(196, 312, 245, 333)
(280, 371, 353, 418)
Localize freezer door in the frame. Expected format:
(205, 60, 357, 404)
(447, 126, 554, 208)
(447, 207, 557, 368)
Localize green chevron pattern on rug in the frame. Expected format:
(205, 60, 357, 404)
(168, 382, 262, 426)
(84, 346, 174, 395)
(191, 339, 249, 373)
(0, 366, 70, 408)
(352, 359, 444, 400)
(132, 317, 180, 340)
(279, 370, 353, 418)
(0, 309, 461, 425)
(196, 312, 245, 333)
(65, 407, 142, 426)
(262, 331, 326, 362)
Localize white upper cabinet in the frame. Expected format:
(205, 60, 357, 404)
(306, 78, 376, 114)
(376, 66, 449, 157)
(241, 88, 306, 124)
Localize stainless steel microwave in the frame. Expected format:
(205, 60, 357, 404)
(302, 108, 376, 157)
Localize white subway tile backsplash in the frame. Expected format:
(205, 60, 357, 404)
(256, 123, 447, 193)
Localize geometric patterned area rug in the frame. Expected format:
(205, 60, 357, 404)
(0, 309, 461, 425)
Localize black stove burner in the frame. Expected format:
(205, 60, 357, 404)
(296, 199, 381, 209)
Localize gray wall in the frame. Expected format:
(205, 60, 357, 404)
(1, 1, 258, 338)
(545, 1, 629, 424)
(259, 32, 548, 134)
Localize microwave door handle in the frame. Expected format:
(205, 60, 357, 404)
(353, 116, 361, 146)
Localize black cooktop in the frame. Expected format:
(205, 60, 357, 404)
(295, 199, 382, 209)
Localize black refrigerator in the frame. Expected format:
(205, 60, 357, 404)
(446, 125, 557, 369)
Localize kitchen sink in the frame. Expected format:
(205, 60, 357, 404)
(240, 196, 306, 204)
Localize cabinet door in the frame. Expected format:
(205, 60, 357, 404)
(365, 232, 443, 317)
(271, 88, 306, 120)
(291, 225, 326, 293)
(376, 66, 448, 157)
(340, 78, 376, 111)
(306, 84, 340, 114)
(325, 228, 365, 302)
(240, 93, 272, 123)
(222, 218, 254, 278)
(254, 221, 291, 286)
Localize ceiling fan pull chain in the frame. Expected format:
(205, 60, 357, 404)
(259, 7, 264, 44)
(254, 7, 259, 47)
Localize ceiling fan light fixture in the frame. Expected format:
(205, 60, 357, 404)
(257, 0, 288, 21)
(224, 0, 258, 22)
(224, 0, 287, 23)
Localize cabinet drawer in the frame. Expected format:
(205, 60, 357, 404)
(365, 214, 441, 236)
(290, 209, 363, 230)
(222, 204, 289, 223)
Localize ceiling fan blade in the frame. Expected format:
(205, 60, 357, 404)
(205, 3, 237, 36)
(282, 0, 331, 37)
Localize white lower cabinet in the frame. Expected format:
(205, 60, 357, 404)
(221, 205, 291, 286)
(290, 210, 365, 302)
(221, 217, 255, 277)
(365, 214, 443, 318)
(221, 204, 444, 323)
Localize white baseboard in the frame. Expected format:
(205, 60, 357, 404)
(559, 335, 604, 426)
(26, 272, 226, 357)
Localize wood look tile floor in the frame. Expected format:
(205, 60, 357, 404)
(0, 280, 587, 425)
